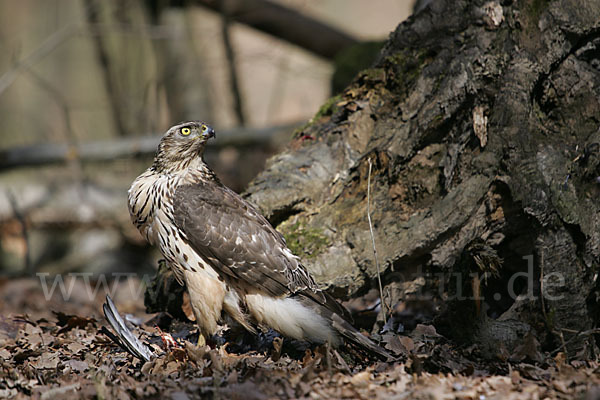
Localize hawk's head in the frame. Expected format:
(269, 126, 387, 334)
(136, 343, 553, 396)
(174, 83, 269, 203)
(152, 121, 215, 172)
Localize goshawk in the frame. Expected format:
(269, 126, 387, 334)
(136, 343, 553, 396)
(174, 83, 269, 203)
(128, 121, 390, 359)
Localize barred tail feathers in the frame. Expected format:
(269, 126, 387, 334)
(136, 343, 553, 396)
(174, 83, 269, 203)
(330, 312, 393, 361)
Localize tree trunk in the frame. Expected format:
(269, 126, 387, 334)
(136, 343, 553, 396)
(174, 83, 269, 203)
(244, 0, 600, 359)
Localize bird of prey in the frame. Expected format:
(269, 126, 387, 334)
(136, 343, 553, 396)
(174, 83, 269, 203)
(128, 121, 391, 360)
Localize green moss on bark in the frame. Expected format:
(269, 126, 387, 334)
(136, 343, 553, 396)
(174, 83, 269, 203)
(280, 219, 331, 259)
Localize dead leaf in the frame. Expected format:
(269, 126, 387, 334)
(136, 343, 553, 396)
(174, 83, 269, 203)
(412, 324, 442, 338)
(219, 381, 269, 400)
(0, 388, 17, 398)
(170, 348, 187, 363)
(271, 336, 283, 362)
(13, 349, 42, 364)
(66, 342, 87, 354)
(553, 379, 569, 394)
(0, 315, 22, 344)
(350, 370, 372, 387)
(64, 359, 89, 373)
(301, 349, 314, 367)
(34, 352, 60, 369)
(141, 359, 156, 374)
(0, 348, 11, 360)
(383, 334, 409, 356)
(185, 341, 207, 364)
(331, 349, 351, 373)
(39, 383, 80, 400)
(517, 363, 552, 381)
(53, 312, 96, 334)
(163, 360, 181, 376)
(23, 322, 42, 337)
(554, 352, 567, 369)
(399, 336, 415, 352)
(511, 331, 543, 363)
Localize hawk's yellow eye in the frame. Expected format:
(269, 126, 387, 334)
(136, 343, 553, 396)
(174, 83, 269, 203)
(201, 125, 208, 133)
(181, 127, 191, 136)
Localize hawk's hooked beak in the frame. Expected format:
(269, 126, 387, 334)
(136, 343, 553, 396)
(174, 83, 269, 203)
(202, 127, 216, 140)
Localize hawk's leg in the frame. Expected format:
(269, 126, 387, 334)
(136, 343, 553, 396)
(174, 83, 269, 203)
(183, 270, 225, 347)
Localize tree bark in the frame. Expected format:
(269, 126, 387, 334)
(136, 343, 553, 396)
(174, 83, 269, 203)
(244, 0, 600, 358)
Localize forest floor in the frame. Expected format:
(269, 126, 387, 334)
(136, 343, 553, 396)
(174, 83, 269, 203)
(1, 276, 599, 400)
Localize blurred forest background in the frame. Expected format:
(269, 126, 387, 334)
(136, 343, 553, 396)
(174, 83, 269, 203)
(0, 0, 418, 277)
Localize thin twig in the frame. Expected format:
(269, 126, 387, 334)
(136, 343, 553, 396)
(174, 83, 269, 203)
(325, 342, 333, 377)
(367, 158, 388, 324)
(84, 23, 177, 39)
(558, 329, 568, 360)
(539, 251, 549, 326)
(220, 1, 245, 125)
(0, 24, 76, 97)
(559, 328, 581, 334)
(25, 69, 84, 180)
(6, 191, 32, 275)
(550, 328, 600, 356)
(83, 0, 128, 136)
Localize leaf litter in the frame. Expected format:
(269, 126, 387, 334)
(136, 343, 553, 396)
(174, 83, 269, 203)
(0, 277, 599, 399)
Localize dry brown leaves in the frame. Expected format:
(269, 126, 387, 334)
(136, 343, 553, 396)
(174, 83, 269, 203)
(1, 277, 599, 399)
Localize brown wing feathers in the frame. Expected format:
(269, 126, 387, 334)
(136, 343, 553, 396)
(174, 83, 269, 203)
(173, 182, 355, 323)
(173, 182, 315, 297)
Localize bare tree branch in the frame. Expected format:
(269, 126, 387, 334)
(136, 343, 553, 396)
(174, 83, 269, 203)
(0, 122, 301, 170)
(5, 190, 32, 275)
(83, 0, 129, 137)
(221, 1, 245, 125)
(0, 24, 76, 97)
(25, 69, 85, 179)
(195, 0, 358, 59)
